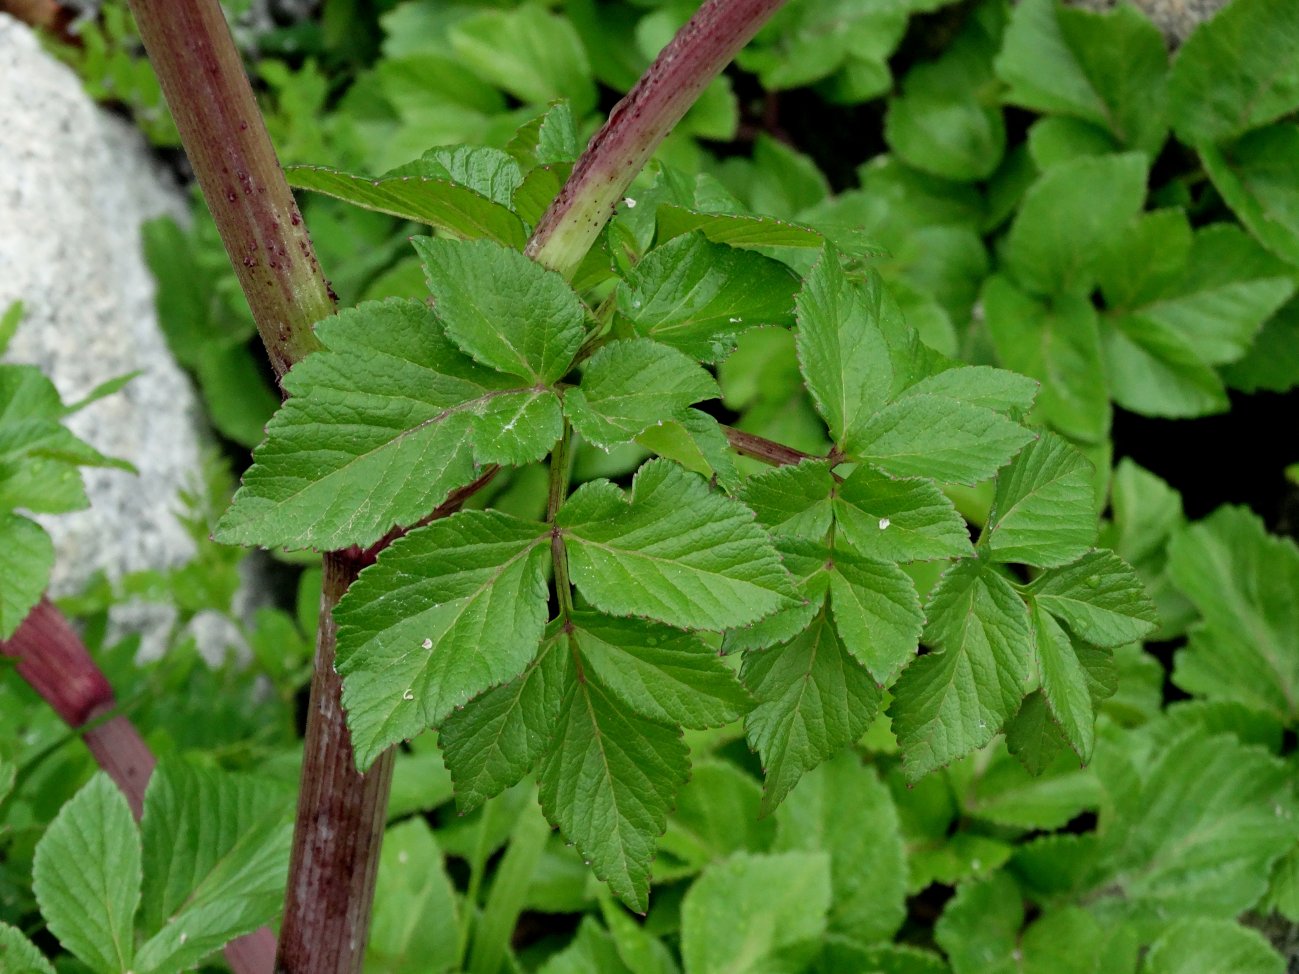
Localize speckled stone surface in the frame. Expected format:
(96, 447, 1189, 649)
(1064, 0, 1229, 45)
(0, 15, 210, 654)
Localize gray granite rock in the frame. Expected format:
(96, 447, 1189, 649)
(0, 15, 214, 656)
(1065, 0, 1229, 45)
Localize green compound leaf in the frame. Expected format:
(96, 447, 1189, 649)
(1003, 153, 1148, 298)
(285, 166, 526, 248)
(615, 232, 799, 362)
(1144, 919, 1284, 974)
(773, 753, 907, 944)
(983, 278, 1110, 443)
(569, 612, 750, 730)
(415, 237, 585, 385)
(563, 339, 719, 450)
(0, 514, 52, 639)
(558, 459, 795, 631)
(795, 247, 897, 450)
(0, 364, 128, 515)
(399, 145, 523, 207)
(367, 820, 460, 974)
(1005, 690, 1072, 777)
(32, 774, 140, 974)
(506, 102, 579, 168)
(635, 407, 741, 493)
(134, 762, 292, 974)
(833, 464, 974, 563)
(1201, 125, 1299, 268)
(984, 433, 1096, 568)
(738, 0, 909, 91)
(848, 392, 1034, 485)
(996, 0, 1168, 153)
(743, 612, 883, 814)
(449, 4, 596, 115)
(1031, 604, 1097, 762)
(1101, 224, 1297, 417)
(1114, 224, 1294, 367)
(796, 248, 1033, 479)
(680, 852, 831, 974)
(469, 388, 564, 465)
(0, 922, 54, 974)
(1029, 550, 1158, 648)
(216, 299, 528, 551)
(903, 364, 1039, 416)
(1225, 298, 1299, 395)
(1090, 729, 1299, 926)
(656, 204, 825, 250)
(538, 661, 689, 912)
(661, 760, 774, 871)
(890, 559, 1034, 782)
(334, 510, 551, 770)
(439, 631, 569, 813)
(827, 551, 923, 684)
(1102, 315, 1228, 418)
(886, 7, 1006, 183)
(740, 459, 835, 541)
(934, 872, 1022, 974)
(1168, 506, 1299, 723)
(1168, 0, 1299, 146)
(1096, 207, 1192, 311)
(723, 539, 831, 655)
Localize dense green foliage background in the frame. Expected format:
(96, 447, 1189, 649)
(5, 0, 1299, 971)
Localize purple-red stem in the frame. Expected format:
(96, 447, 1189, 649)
(275, 553, 394, 973)
(125, 0, 330, 380)
(123, 1, 391, 969)
(526, 0, 789, 276)
(722, 425, 815, 467)
(0, 600, 277, 974)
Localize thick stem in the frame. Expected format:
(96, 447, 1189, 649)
(125, 4, 395, 968)
(525, 0, 788, 276)
(2, 600, 115, 729)
(0, 601, 274, 974)
(125, 0, 331, 378)
(276, 552, 395, 974)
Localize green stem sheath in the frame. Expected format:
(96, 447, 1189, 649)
(525, 0, 790, 276)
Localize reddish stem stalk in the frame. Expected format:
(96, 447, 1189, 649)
(276, 552, 395, 973)
(526, 0, 789, 275)
(0, 600, 274, 974)
(722, 426, 816, 467)
(125, 0, 330, 379)
(123, 2, 395, 968)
